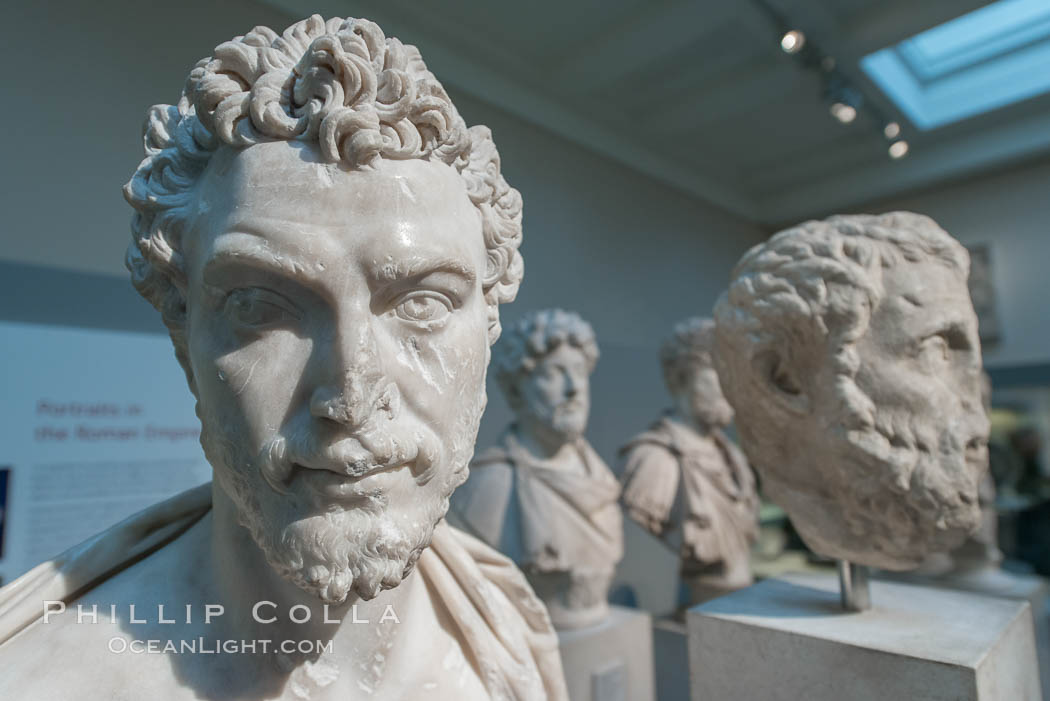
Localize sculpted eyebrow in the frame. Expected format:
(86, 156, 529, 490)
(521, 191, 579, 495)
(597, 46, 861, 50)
(203, 244, 308, 280)
(370, 257, 476, 285)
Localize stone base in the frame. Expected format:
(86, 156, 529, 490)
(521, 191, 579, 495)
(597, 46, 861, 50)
(652, 618, 689, 701)
(687, 573, 1043, 701)
(878, 567, 1050, 699)
(558, 605, 655, 701)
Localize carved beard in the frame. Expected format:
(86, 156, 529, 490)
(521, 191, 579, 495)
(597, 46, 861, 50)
(547, 404, 588, 441)
(688, 393, 733, 429)
(837, 401, 984, 565)
(199, 387, 484, 605)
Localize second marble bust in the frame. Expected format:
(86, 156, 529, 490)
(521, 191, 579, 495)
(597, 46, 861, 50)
(451, 309, 623, 629)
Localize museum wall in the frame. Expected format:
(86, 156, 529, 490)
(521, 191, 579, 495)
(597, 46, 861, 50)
(0, 0, 297, 280)
(858, 156, 1050, 370)
(0, 0, 768, 610)
(448, 88, 770, 611)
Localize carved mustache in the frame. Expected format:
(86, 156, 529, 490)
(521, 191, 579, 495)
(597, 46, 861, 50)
(553, 399, 586, 412)
(258, 423, 441, 495)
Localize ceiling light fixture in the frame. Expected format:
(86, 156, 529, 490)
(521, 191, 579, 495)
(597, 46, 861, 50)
(753, 0, 911, 160)
(888, 140, 910, 159)
(781, 30, 805, 53)
(825, 76, 863, 125)
(830, 102, 858, 123)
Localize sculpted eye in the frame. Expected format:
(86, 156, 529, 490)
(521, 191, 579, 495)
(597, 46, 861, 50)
(224, 288, 297, 329)
(394, 292, 452, 324)
(944, 326, 972, 351)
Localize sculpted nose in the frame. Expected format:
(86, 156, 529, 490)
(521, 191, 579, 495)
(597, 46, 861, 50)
(563, 369, 580, 399)
(310, 322, 398, 431)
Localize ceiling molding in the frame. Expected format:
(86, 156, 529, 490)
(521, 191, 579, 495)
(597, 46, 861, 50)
(756, 109, 1050, 224)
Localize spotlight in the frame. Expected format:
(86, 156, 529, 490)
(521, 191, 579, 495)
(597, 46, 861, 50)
(883, 122, 901, 139)
(781, 30, 805, 53)
(888, 140, 909, 159)
(830, 102, 857, 123)
(825, 75, 862, 124)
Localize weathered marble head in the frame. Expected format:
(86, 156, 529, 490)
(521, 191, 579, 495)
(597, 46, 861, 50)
(123, 16, 522, 603)
(493, 309, 599, 443)
(714, 212, 989, 570)
(661, 317, 733, 428)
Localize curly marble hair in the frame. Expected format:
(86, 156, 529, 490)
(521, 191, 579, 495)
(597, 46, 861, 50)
(493, 309, 600, 399)
(123, 15, 523, 375)
(659, 317, 716, 395)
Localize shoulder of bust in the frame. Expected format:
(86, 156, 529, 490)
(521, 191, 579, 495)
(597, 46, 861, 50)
(0, 608, 185, 701)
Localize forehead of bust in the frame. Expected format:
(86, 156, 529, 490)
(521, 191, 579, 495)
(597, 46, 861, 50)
(869, 256, 972, 343)
(531, 343, 590, 376)
(504, 342, 591, 402)
(184, 140, 483, 273)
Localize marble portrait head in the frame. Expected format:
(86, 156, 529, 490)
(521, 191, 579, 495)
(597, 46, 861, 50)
(123, 16, 523, 604)
(661, 317, 734, 429)
(493, 309, 599, 445)
(714, 212, 989, 570)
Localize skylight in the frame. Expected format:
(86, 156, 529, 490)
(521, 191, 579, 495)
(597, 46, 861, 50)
(860, 0, 1050, 130)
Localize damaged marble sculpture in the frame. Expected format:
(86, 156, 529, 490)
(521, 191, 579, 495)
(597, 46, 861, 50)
(0, 15, 568, 700)
(621, 317, 758, 606)
(450, 309, 623, 630)
(713, 212, 990, 571)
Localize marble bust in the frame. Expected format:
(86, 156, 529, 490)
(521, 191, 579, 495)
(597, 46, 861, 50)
(714, 212, 990, 571)
(0, 16, 568, 700)
(450, 309, 623, 629)
(621, 317, 758, 605)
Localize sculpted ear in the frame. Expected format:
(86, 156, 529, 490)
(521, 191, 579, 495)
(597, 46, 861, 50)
(752, 348, 809, 414)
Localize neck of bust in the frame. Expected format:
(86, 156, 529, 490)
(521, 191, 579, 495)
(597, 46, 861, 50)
(669, 398, 710, 435)
(512, 417, 576, 462)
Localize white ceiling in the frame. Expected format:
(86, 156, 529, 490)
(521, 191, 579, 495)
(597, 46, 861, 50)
(259, 0, 1050, 225)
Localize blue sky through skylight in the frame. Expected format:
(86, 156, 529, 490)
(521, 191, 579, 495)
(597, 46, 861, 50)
(861, 0, 1050, 130)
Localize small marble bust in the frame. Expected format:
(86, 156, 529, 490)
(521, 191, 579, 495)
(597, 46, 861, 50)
(0, 16, 567, 701)
(621, 318, 759, 605)
(714, 212, 990, 571)
(451, 309, 623, 629)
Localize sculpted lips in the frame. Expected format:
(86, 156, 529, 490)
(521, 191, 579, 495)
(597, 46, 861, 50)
(259, 430, 435, 501)
(294, 461, 409, 502)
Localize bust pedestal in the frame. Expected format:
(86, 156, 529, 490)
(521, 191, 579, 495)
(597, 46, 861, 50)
(687, 573, 1042, 701)
(878, 566, 1050, 697)
(557, 606, 654, 701)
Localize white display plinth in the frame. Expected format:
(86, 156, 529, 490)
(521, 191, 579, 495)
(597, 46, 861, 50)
(687, 573, 1042, 701)
(558, 605, 655, 701)
(878, 567, 1050, 699)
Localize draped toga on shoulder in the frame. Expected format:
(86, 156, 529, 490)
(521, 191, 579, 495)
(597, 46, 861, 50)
(0, 483, 568, 701)
(621, 415, 758, 582)
(452, 430, 622, 576)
